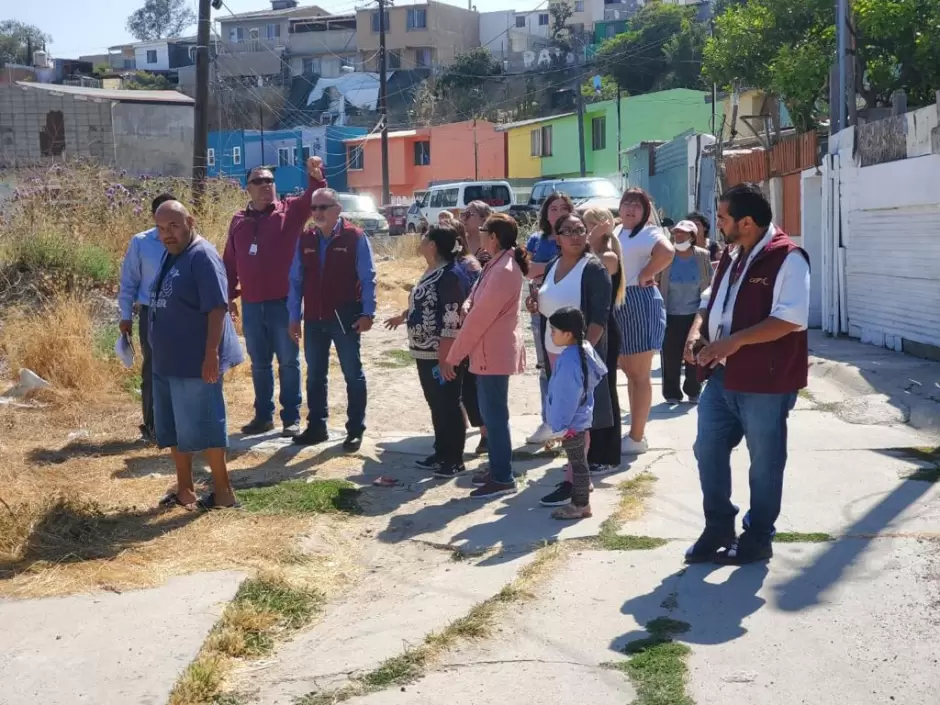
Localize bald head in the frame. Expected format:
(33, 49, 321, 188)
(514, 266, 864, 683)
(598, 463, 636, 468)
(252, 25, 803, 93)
(154, 199, 196, 254)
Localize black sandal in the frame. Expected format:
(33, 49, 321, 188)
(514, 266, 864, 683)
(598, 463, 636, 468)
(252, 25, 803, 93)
(197, 492, 242, 511)
(158, 491, 197, 510)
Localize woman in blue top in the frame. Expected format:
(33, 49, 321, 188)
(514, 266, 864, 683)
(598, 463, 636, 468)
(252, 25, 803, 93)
(524, 192, 574, 446)
(543, 307, 608, 521)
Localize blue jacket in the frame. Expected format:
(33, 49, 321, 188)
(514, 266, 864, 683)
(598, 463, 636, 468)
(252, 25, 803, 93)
(546, 342, 608, 433)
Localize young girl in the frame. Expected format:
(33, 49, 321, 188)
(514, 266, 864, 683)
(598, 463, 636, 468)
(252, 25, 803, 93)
(543, 307, 608, 520)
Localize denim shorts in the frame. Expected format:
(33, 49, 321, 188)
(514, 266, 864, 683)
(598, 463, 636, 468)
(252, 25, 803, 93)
(153, 373, 229, 453)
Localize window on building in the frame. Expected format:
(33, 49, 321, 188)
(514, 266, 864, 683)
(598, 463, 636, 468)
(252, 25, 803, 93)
(538, 13, 549, 25)
(388, 50, 401, 69)
(531, 125, 552, 156)
(302, 57, 320, 74)
(348, 147, 363, 170)
(591, 116, 606, 151)
(207, 148, 216, 167)
(371, 10, 389, 32)
(463, 183, 511, 207)
(278, 147, 292, 166)
(541, 125, 553, 156)
(407, 8, 427, 30)
(515, 15, 527, 28)
(302, 145, 311, 163)
(146, 50, 157, 64)
(229, 27, 245, 42)
(232, 146, 241, 165)
(415, 47, 432, 68)
(606, 24, 618, 38)
(265, 23, 281, 40)
(530, 129, 541, 157)
(574, 0, 584, 11)
(413, 140, 430, 166)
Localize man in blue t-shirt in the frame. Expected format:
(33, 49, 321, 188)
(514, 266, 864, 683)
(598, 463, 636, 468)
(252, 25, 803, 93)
(150, 200, 245, 510)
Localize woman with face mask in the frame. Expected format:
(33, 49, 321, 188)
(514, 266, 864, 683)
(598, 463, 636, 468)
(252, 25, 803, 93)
(657, 220, 713, 404)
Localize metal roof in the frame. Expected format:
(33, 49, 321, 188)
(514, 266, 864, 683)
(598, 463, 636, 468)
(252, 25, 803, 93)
(216, 3, 328, 22)
(495, 112, 576, 131)
(15, 81, 194, 105)
(343, 129, 419, 143)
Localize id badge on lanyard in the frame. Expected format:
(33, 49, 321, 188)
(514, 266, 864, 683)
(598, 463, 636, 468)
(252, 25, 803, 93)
(248, 216, 260, 256)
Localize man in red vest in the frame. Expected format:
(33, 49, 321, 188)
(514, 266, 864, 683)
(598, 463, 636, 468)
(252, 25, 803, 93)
(683, 183, 810, 565)
(287, 188, 377, 452)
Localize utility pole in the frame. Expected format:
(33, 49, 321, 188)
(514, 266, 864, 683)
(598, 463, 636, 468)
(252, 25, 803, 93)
(378, 0, 391, 205)
(616, 82, 623, 189)
(836, 0, 848, 131)
(472, 118, 479, 180)
(574, 36, 586, 177)
(192, 0, 212, 207)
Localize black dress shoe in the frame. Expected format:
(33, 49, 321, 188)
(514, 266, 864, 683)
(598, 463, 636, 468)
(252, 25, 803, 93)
(293, 426, 330, 446)
(342, 433, 363, 452)
(241, 418, 275, 435)
(684, 527, 736, 564)
(281, 423, 301, 438)
(714, 532, 773, 565)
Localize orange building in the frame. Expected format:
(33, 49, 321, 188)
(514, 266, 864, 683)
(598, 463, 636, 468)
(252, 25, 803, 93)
(344, 119, 506, 203)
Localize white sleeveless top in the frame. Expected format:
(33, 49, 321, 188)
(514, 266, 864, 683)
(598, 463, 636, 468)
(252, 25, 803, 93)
(538, 257, 588, 354)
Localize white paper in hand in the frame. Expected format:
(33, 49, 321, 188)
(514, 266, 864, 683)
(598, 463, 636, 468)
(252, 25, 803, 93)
(115, 334, 135, 369)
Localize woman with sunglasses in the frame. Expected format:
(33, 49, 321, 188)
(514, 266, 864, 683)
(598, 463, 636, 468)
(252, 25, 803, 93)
(524, 192, 574, 446)
(459, 200, 493, 266)
(616, 188, 675, 454)
(532, 213, 614, 508)
(446, 214, 529, 500)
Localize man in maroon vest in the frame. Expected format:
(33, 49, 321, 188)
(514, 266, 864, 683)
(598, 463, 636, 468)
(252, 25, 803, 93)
(287, 188, 377, 452)
(683, 183, 810, 565)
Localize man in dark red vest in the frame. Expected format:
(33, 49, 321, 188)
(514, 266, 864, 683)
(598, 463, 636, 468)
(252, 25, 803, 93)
(287, 187, 377, 452)
(683, 183, 810, 565)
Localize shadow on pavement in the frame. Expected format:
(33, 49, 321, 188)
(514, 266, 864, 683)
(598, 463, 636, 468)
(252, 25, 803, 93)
(611, 562, 769, 653)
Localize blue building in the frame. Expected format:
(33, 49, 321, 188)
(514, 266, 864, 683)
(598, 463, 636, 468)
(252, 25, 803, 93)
(207, 125, 367, 195)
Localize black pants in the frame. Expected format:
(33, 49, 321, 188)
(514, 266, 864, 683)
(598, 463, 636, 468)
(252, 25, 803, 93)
(462, 367, 484, 428)
(662, 314, 701, 402)
(416, 359, 466, 464)
(138, 305, 154, 433)
(589, 315, 622, 467)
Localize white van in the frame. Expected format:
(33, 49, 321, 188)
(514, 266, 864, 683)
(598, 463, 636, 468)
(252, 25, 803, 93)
(422, 180, 515, 224)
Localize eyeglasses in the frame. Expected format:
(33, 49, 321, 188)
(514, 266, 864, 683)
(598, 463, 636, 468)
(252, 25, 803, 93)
(249, 177, 274, 186)
(558, 226, 586, 237)
(460, 211, 476, 221)
(311, 203, 338, 211)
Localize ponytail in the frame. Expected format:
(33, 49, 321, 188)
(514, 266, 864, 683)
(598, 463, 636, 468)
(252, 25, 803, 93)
(513, 245, 530, 276)
(575, 328, 589, 403)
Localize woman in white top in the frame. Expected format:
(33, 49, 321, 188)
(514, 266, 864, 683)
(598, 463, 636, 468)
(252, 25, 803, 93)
(615, 188, 675, 454)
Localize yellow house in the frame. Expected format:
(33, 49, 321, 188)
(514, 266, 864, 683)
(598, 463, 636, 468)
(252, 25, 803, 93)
(497, 113, 574, 180)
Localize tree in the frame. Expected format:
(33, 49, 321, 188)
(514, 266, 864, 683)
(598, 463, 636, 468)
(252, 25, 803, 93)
(703, 0, 940, 132)
(595, 3, 706, 96)
(581, 74, 619, 103)
(438, 47, 502, 120)
(549, 1, 574, 54)
(0, 20, 50, 65)
(126, 0, 196, 41)
(124, 71, 172, 90)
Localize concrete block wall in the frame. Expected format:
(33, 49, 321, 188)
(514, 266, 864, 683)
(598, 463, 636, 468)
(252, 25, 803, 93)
(0, 85, 115, 167)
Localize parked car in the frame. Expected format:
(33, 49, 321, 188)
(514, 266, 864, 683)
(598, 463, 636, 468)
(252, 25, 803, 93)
(422, 180, 514, 224)
(381, 204, 409, 235)
(529, 177, 622, 217)
(337, 193, 389, 237)
(406, 197, 427, 233)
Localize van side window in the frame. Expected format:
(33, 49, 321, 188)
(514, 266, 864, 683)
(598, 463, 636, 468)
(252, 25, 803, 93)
(442, 188, 459, 207)
(464, 184, 511, 207)
(430, 190, 444, 208)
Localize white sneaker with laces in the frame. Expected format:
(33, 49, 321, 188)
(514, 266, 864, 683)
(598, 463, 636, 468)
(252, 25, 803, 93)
(622, 436, 649, 455)
(526, 422, 556, 445)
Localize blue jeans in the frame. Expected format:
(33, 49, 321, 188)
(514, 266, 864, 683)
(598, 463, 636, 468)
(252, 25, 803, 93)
(476, 374, 513, 484)
(693, 366, 797, 545)
(304, 320, 366, 435)
(242, 299, 301, 426)
(153, 373, 228, 453)
(531, 314, 548, 422)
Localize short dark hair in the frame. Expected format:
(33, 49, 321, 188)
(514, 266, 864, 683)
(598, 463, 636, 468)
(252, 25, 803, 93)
(483, 213, 529, 275)
(620, 187, 653, 238)
(426, 225, 459, 263)
(539, 191, 575, 237)
(151, 193, 176, 215)
(720, 183, 772, 228)
(685, 211, 710, 236)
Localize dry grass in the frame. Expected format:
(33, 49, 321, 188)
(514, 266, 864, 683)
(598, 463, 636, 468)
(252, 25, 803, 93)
(374, 234, 425, 310)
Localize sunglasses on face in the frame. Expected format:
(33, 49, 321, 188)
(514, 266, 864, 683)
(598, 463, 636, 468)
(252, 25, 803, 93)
(312, 203, 338, 212)
(558, 226, 586, 237)
(249, 177, 274, 186)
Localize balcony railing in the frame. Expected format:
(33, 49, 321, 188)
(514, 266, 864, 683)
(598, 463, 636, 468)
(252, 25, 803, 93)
(219, 38, 285, 55)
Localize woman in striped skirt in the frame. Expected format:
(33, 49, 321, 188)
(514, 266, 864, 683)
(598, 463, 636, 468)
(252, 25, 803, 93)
(615, 188, 675, 454)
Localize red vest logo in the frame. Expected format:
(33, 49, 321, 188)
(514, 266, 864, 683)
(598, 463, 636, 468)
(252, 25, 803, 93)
(749, 276, 770, 286)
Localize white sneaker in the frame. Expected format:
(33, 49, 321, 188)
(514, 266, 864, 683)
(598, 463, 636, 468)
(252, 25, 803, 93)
(526, 422, 556, 445)
(622, 436, 649, 455)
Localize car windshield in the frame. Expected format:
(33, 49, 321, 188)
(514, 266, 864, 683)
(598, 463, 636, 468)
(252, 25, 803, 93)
(554, 180, 620, 200)
(338, 194, 377, 213)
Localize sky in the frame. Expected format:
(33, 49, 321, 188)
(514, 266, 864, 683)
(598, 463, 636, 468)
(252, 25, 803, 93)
(13, 0, 547, 58)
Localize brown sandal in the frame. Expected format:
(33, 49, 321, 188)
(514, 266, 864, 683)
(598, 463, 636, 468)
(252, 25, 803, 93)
(552, 503, 592, 520)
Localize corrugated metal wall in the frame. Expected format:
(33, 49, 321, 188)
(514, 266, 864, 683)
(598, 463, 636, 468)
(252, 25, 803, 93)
(649, 136, 689, 221)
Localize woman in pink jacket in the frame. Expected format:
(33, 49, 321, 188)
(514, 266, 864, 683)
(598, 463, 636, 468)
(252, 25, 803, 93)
(446, 213, 528, 499)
